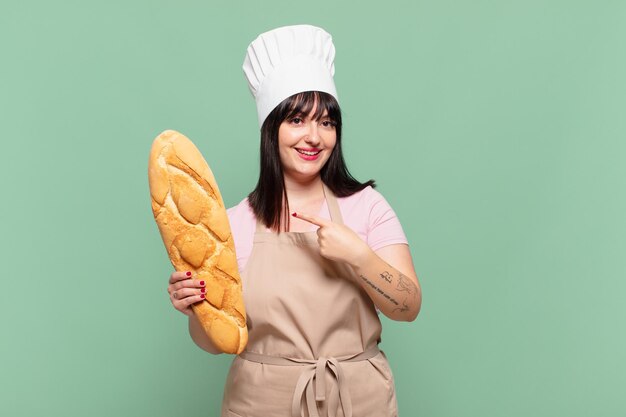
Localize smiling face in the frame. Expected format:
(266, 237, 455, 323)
(277, 101, 337, 182)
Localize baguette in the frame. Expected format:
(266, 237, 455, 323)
(148, 129, 247, 354)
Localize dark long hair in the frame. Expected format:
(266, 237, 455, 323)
(248, 91, 375, 232)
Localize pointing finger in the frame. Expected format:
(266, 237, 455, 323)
(292, 212, 331, 227)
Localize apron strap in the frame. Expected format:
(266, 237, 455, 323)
(322, 183, 344, 225)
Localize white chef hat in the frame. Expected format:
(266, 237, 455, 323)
(242, 24, 339, 129)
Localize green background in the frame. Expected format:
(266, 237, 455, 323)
(1, 1, 625, 416)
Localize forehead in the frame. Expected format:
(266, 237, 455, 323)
(301, 110, 328, 118)
(285, 92, 335, 120)
(294, 105, 329, 118)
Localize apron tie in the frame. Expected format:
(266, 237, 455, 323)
(239, 345, 380, 417)
(315, 356, 328, 401)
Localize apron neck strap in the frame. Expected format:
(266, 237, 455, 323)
(254, 182, 344, 232)
(322, 183, 344, 225)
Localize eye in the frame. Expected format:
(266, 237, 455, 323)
(290, 117, 303, 125)
(321, 120, 336, 128)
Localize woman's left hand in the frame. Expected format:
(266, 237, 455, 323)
(292, 212, 373, 266)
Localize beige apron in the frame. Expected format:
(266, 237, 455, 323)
(221, 184, 398, 417)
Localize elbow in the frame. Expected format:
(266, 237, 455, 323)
(400, 306, 419, 323)
(412, 292, 423, 321)
(407, 306, 420, 322)
(387, 302, 421, 322)
(404, 292, 422, 323)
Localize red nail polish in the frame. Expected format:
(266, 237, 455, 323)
(200, 280, 205, 286)
(201, 288, 206, 293)
(292, 212, 297, 217)
(200, 294, 205, 299)
(186, 271, 191, 277)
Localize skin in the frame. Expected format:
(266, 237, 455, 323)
(276, 106, 336, 224)
(168, 98, 421, 354)
(166, 271, 218, 353)
(293, 212, 421, 321)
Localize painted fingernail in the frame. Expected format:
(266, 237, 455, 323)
(292, 212, 297, 217)
(201, 288, 206, 293)
(186, 271, 191, 277)
(200, 294, 205, 299)
(200, 280, 205, 286)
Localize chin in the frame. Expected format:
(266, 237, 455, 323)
(288, 167, 323, 180)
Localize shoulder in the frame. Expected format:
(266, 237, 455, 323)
(337, 185, 408, 250)
(226, 197, 256, 243)
(226, 197, 256, 272)
(337, 186, 395, 216)
(334, 186, 392, 233)
(227, 197, 254, 221)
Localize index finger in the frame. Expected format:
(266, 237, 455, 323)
(169, 270, 193, 284)
(292, 212, 331, 227)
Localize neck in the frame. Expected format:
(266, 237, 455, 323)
(283, 174, 325, 202)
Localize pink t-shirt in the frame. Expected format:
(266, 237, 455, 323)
(226, 186, 408, 273)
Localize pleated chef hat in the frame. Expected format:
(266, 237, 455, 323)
(242, 24, 339, 129)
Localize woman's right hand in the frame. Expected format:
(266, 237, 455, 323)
(167, 271, 207, 316)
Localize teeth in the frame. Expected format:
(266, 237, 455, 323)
(296, 149, 320, 156)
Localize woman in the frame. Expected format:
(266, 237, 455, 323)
(167, 25, 421, 417)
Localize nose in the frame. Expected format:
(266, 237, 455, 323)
(304, 121, 321, 146)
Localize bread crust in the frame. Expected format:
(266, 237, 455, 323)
(148, 130, 247, 354)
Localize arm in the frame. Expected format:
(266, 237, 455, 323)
(293, 212, 421, 322)
(188, 314, 223, 355)
(168, 271, 224, 354)
(350, 243, 421, 322)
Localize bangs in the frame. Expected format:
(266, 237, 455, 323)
(283, 91, 340, 122)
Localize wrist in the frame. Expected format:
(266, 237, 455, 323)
(348, 244, 375, 269)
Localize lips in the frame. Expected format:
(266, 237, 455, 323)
(295, 148, 322, 161)
(295, 148, 321, 156)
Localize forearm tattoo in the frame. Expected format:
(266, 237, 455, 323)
(397, 273, 417, 294)
(359, 275, 399, 306)
(364, 270, 419, 314)
(380, 271, 393, 283)
(394, 273, 418, 313)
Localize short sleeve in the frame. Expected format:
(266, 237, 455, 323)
(226, 198, 256, 273)
(366, 188, 409, 251)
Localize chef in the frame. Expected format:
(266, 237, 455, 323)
(168, 24, 421, 417)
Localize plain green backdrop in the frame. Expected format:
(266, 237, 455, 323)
(1, 1, 625, 416)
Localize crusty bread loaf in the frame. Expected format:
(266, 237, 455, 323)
(148, 129, 247, 354)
